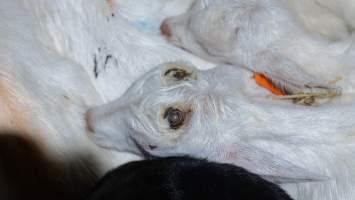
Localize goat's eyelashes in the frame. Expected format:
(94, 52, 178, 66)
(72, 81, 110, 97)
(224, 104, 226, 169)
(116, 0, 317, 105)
(164, 68, 192, 81)
(162, 62, 197, 83)
(163, 107, 185, 130)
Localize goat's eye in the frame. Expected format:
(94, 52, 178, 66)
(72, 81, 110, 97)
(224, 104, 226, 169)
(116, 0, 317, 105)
(162, 62, 197, 84)
(163, 107, 185, 129)
(164, 68, 191, 81)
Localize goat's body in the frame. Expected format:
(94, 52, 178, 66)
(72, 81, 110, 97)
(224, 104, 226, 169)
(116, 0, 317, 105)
(0, 0, 149, 197)
(240, 6, 355, 93)
(21, 0, 211, 101)
(252, 107, 355, 200)
(187, 65, 355, 199)
(236, 83, 355, 199)
(283, 0, 355, 40)
(0, 0, 99, 159)
(197, 65, 355, 199)
(0, 0, 210, 170)
(306, 0, 355, 30)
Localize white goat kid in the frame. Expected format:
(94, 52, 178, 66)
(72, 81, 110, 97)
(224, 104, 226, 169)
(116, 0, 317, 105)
(160, 0, 355, 97)
(87, 61, 355, 200)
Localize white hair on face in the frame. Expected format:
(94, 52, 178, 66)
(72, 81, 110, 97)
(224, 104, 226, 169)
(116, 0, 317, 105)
(88, 60, 355, 200)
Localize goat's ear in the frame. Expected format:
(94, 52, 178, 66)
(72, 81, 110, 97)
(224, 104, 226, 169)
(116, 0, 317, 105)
(212, 143, 329, 184)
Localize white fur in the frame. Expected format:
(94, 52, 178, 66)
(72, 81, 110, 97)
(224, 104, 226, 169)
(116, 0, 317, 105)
(2, 0, 355, 199)
(0, 0, 211, 179)
(21, 0, 212, 102)
(0, 0, 141, 177)
(161, 0, 355, 96)
(283, 0, 353, 40)
(2, 0, 352, 173)
(88, 61, 355, 200)
(87, 0, 355, 199)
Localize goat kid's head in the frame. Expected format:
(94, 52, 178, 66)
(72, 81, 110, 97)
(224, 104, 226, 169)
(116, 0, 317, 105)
(160, 0, 294, 63)
(86, 61, 326, 184)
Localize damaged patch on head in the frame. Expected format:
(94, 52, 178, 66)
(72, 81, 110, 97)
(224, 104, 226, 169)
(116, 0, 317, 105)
(104, 0, 117, 19)
(162, 62, 197, 82)
(107, 0, 116, 8)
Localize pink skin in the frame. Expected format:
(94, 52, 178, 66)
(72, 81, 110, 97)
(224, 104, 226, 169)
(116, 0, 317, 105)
(160, 21, 172, 38)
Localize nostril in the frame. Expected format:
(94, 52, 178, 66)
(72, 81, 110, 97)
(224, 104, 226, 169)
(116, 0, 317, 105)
(85, 109, 95, 133)
(160, 21, 172, 37)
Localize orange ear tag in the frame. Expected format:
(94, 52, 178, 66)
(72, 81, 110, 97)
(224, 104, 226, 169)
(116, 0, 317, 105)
(254, 72, 286, 96)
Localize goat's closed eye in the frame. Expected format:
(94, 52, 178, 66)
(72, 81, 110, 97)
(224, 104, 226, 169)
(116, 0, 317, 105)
(162, 62, 197, 83)
(164, 68, 192, 81)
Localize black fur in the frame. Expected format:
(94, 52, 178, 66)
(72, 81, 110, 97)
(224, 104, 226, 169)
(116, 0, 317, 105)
(86, 157, 293, 200)
(0, 132, 99, 200)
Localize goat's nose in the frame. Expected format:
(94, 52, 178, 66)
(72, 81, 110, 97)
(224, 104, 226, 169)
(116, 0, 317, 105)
(85, 109, 95, 134)
(160, 20, 172, 37)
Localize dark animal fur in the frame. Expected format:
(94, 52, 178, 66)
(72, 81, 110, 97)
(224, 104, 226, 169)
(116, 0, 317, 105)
(0, 132, 100, 200)
(86, 156, 293, 200)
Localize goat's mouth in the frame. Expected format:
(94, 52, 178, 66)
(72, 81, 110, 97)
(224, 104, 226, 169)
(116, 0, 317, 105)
(129, 136, 156, 159)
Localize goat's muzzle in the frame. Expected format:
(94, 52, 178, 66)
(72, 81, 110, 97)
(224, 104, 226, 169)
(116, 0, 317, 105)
(160, 20, 172, 38)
